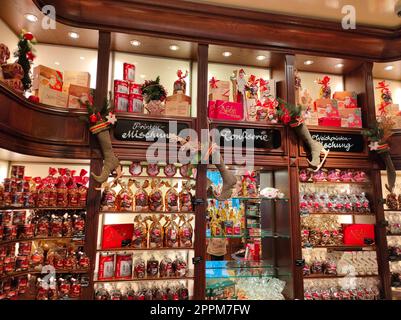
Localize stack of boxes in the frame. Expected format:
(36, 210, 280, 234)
(32, 65, 92, 108)
(113, 63, 143, 113)
(314, 91, 362, 128)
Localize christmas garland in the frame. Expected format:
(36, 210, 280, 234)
(15, 31, 37, 91)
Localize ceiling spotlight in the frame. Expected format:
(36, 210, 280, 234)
(54, 62, 60, 66)
(169, 45, 180, 51)
(222, 51, 232, 57)
(24, 14, 38, 23)
(304, 60, 314, 65)
(256, 55, 266, 61)
(68, 32, 80, 39)
(130, 40, 141, 47)
(335, 63, 344, 68)
(80, 56, 85, 60)
(384, 65, 394, 71)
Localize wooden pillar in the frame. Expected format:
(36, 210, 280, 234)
(193, 43, 208, 300)
(81, 31, 111, 300)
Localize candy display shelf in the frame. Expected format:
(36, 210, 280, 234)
(99, 211, 195, 215)
(300, 212, 375, 216)
(96, 247, 194, 252)
(300, 181, 370, 185)
(94, 274, 195, 283)
(0, 236, 85, 247)
(119, 175, 196, 181)
(303, 245, 376, 251)
(304, 274, 379, 279)
(0, 207, 86, 211)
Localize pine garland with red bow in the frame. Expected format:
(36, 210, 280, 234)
(15, 30, 37, 91)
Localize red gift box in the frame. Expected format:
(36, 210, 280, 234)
(114, 92, 129, 112)
(318, 117, 341, 127)
(128, 94, 143, 113)
(343, 224, 375, 246)
(129, 83, 142, 95)
(333, 91, 358, 109)
(101, 224, 134, 249)
(208, 100, 243, 121)
(114, 80, 129, 94)
(123, 63, 135, 82)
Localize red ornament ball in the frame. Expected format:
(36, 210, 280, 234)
(281, 112, 291, 125)
(23, 32, 34, 41)
(28, 95, 40, 104)
(26, 51, 36, 61)
(89, 114, 98, 124)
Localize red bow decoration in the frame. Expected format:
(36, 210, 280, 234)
(248, 74, 257, 85)
(242, 171, 256, 182)
(48, 167, 57, 176)
(318, 76, 331, 88)
(377, 80, 391, 94)
(177, 70, 188, 80)
(258, 78, 268, 92)
(209, 77, 219, 89)
(379, 101, 390, 116)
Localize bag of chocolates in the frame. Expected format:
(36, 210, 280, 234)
(73, 212, 86, 237)
(95, 284, 110, 300)
(132, 215, 147, 249)
(149, 179, 164, 212)
(133, 255, 145, 279)
(165, 182, 179, 212)
(134, 180, 149, 212)
(56, 168, 69, 207)
(47, 168, 58, 207)
(50, 214, 63, 237)
(98, 253, 115, 280)
(115, 252, 132, 279)
(34, 177, 48, 208)
(147, 215, 163, 248)
(129, 162, 142, 176)
(179, 215, 193, 247)
(159, 255, 173, 277)
(173, 254, 188, 277)
(101, 182, 117, 211)
(77, 169, 89, 207)
(62, 213, 74, 237)
(179, 181, 193, 212)
(117, 180, 133, 211)
(146, 255, 159, 278)
(163, 214, 179, 248)
(35, 214, 50, 237)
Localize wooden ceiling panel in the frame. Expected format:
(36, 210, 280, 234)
(295, 54, 363, 75)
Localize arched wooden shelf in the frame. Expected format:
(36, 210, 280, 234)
(0, 83, 91, 159)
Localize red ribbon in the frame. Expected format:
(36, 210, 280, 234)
(318, 76, 331, 88)
(177, 70, 188, 80)
(376, 80, 391, 95)
(209, 77, 219, 89)
(49, 167, 57, 176)
(248, 75, 257, 86)
(242, 171, 256, 182)
(379, 101, 390, 116)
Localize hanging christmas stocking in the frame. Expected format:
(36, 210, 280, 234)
(292, 122, 329, 171)
(213, 153, 237, 201)
(380, 150, 396, 193)
(90, 122, 122, 184)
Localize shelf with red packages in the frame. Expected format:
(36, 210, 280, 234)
(99, 210, 195, 215)
(0, 236, 85, 247)
(304, 274, 379, 279)
(0, 207, 86, 211)
(300, 212, 376, 216)
(118, 175, 196, 181)
(94, 274, 195, 283)
(0, 268, 90, 281)
(303, 245, 376, 251)
(96, 247, 194, 252)
(299, 181, 371, 185)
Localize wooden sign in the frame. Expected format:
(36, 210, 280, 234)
(216, 126, 281, 149)
(310, 131, 364, 153)
(114, 119, 189, 142)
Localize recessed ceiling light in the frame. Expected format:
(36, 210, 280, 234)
(54, 62, 60, 66)
(335, 63, 344, 68)
(384, 65, 394, 71)
(140, 74, 146, 79)
(79, 56, 85, 60)
(169, 45, 180, 51)
(222, 51, 232, 57)
(24, 14, 38, 23)
(256, 55, 266, 61)
(304, 60, 314, 65)
(130, 40, 141, 47)
(68, 32, 80, 39)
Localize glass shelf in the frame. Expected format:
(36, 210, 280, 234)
(207, 229, 290, 239)
(206, 260, 274, 270)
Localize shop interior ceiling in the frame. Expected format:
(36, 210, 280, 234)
(185, 0, 401, 29)
(0, 148, 89, 164)
(1, 0, 401, 78)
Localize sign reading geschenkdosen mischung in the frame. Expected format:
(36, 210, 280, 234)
(216, 126, 281, 149)
(114, 119, 189, 142)
(310, 131, 365, 153)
